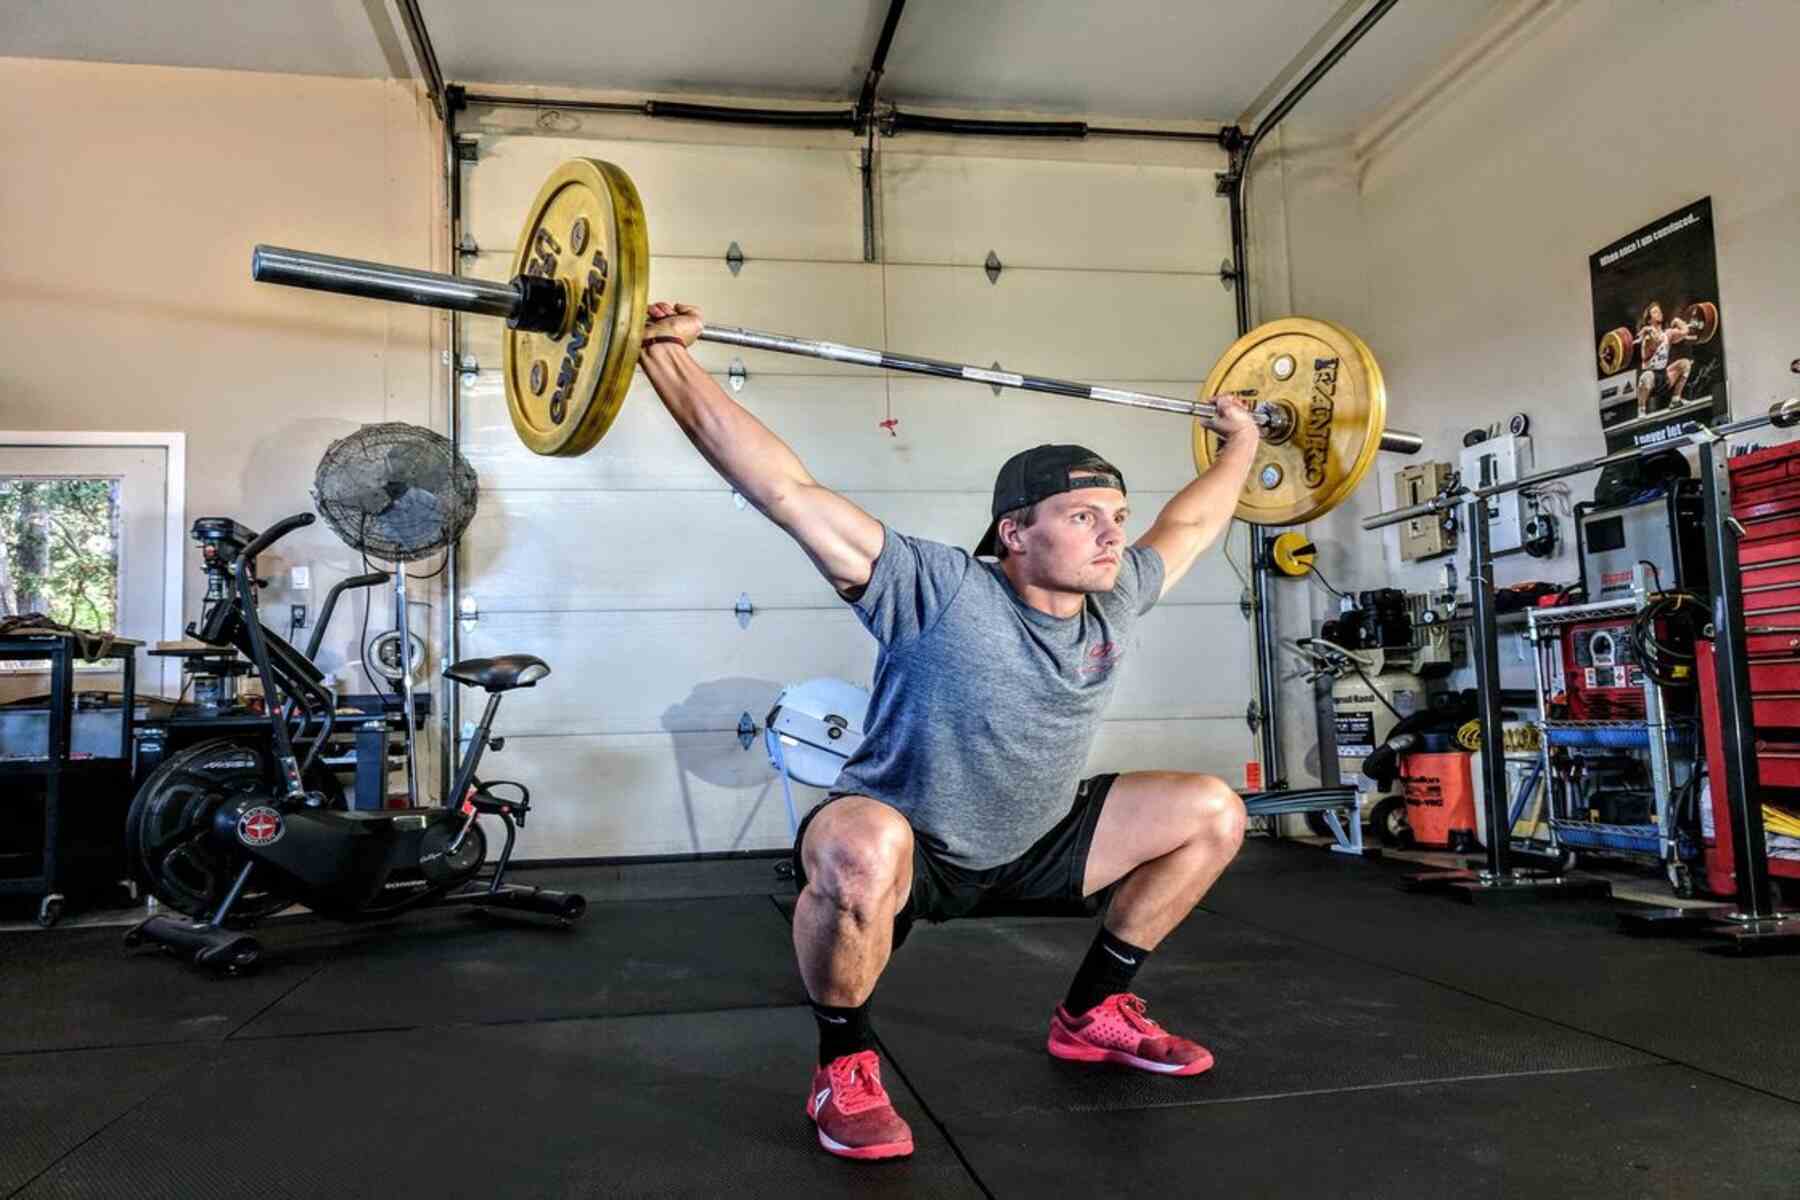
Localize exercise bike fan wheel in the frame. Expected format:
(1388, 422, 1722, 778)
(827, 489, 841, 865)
(126, 737, 340, 922)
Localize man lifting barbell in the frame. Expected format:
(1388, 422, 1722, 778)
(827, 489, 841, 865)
(247, 155, 1423, 1161)
(1635, 301, 1695, 418)
(640, 300, 1259, 1161)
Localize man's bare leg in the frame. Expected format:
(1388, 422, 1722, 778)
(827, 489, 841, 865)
(1082, 771, 1248, 947)
(1668, 358, 1692, 404)
(1048, 771, 1246, 1075)
(794, 796, 916, 1160)
(794, 795, 913, 1005)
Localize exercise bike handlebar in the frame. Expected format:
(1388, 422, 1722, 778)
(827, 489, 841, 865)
(238, 511, 315, 567)
(305, 570, 392, 662)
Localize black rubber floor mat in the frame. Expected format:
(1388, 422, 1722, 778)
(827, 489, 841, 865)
(15, 1009, 983, 1200)
(945, 1063, 1800, 1199)
(0, 924, 305, 1053)
(1205, 840, 1800, 1102)
(869, 909, 1659, 1122)
(234, 894, 806, 1038)
(0, 1043, 196, 1195)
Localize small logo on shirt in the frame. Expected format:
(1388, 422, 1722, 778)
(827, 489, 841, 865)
(1079, 641, 1124, 679)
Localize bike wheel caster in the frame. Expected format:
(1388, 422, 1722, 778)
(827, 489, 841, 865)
(36, 895, 65, 928)
(122, 926, 144, 948)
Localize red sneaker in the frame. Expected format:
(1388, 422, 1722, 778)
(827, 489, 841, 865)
(805, 1049, 914, 1160)
(1047, 992, 1215, 1076)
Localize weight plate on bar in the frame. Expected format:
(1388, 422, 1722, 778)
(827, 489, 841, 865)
(1681, 300, 1719, 345)
(1193, 317, 1388, 527)
(1598, 326, 1635, 376)
(505, 159, 649, 457)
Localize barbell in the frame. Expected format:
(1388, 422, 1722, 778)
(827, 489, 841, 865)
(251, 157, 1422, 526)
(1597, 301, 1721, 377)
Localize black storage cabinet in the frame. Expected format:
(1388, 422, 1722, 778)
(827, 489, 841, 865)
(0, 633, 139, 926)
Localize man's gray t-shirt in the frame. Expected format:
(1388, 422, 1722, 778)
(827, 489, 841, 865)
(833, 527, 1165, 870)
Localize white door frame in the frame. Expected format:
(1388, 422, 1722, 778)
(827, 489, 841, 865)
(0, 431, 187, 647)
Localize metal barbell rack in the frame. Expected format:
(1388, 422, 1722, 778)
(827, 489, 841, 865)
(1362, 397, 1800, 946)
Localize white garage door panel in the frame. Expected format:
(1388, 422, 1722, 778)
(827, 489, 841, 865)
(457, 257, 885, 378)
(463, 138, 864, 262)
(498, 715, 1253, 861)
(884, 265, 1236, 383)
(460, 488, 844, 613)
(881, 153, 1232, 273)
(466, 609, 875, 736)
(880, 377, 1207, 494)
(489, 730, 817, 859)
(464, 603, 1244, 738)
(463, 364, 1210, 496)
(461, 488, 1241, 613)
(459, 371, 893, 492)
(453, 129, 1253, 859)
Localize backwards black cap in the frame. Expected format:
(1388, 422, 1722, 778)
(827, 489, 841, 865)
(973, 444, 1126, 558)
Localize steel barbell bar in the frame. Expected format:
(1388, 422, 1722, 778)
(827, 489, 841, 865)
(251, 244, 1422, 454)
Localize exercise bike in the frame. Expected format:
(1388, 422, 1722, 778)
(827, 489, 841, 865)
(126, 512, 585, 974)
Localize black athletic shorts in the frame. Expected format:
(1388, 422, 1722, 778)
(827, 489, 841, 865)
(792, 773, 1121, 950)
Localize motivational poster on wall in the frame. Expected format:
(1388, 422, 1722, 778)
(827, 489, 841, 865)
(1589, 198, 1727, 453)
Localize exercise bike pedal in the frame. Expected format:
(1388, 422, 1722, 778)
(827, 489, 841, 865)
(126, 914, 264, 976)
(464, 884, 587, 924)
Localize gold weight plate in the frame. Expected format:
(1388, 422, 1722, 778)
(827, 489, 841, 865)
(504, 159, 649, 456)
(1193, 317, 1388, 527)
(1598, 327, 1633, 375)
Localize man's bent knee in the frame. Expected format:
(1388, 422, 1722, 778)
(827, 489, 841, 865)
(1180, 775, 1247, 849)
(801, 797, 914, 916)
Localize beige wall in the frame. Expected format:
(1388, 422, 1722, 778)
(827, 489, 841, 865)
(1250, 0, 1800, 773)
(0, 58, 447, 724)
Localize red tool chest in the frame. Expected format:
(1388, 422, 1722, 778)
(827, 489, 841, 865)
(1696, 441, 1800, 893)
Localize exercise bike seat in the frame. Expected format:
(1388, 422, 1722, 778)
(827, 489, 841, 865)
(444, 654, 550, 692)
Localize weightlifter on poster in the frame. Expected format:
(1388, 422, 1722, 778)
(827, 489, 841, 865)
(639, 300, 1257, 1161)
(1636, 301, 1695, 418)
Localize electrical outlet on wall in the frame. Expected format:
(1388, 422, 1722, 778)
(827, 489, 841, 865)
(290, 565, 311, 590)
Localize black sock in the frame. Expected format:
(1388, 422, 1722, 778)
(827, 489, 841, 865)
(813, 1001, 876, 1066)
(1063, 927, 1152, 1016)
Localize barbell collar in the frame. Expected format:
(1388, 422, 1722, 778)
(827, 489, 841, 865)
(251, 245, 522, 321)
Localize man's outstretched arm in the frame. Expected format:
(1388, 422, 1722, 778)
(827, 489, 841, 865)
(638, 302, 884, 597)
(1134, 395, 1260, 599)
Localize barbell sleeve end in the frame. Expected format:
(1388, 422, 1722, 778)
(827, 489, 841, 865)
(250, 245, 523, 322)
(1361, 490, 1459, 531)
(1378, 428, 1425, 456)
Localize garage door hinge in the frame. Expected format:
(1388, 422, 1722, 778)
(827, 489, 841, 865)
(729, 357, 748, 392)
(734, 592, 755, 629)
(987, 363, 1005, 397)
(1245, 699, 1263, 733)
(737, 712, 758, 750)
(457, 234, 480, 258)
(458, 354, 480, 380)
(1219, 258, 1239, 293)
(984, 250, 1003, 285)
(458, 595, 479, 628)
(456, 137, 480, 163)
(1239, 587, 1252, 619)
(726, 241, 745, 276)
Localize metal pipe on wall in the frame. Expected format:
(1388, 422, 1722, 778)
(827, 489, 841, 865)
(1224, 0, 1403, 790)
